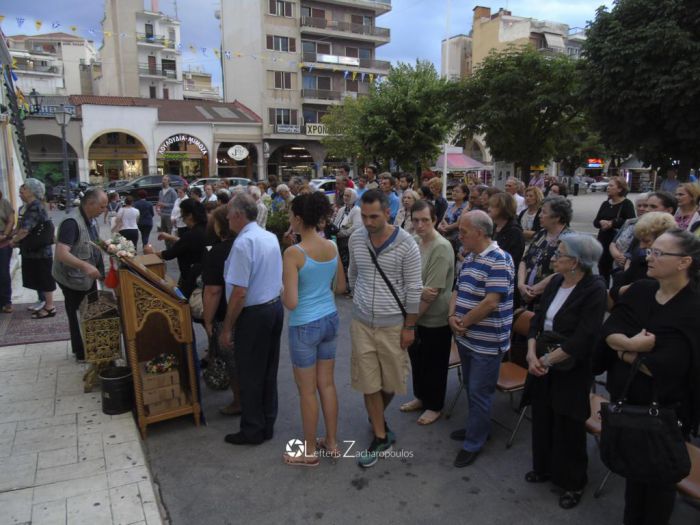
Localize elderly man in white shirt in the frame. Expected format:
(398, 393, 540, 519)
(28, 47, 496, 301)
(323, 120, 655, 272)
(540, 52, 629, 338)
(505, 177, 526, 215)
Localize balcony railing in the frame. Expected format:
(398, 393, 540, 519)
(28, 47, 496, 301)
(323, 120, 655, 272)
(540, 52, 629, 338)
(138, 65, 177, 79)
(301, 17, 390, 38)
(302, 53, 390, 71)
(301, 89, 342, 101)
(12, 62, 62, 75)
(136, 33, 165, 45)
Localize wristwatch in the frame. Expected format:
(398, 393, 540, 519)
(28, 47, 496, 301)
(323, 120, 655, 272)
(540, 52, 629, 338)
(541, 353, 552, 368)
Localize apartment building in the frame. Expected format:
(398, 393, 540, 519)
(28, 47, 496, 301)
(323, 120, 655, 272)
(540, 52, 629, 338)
(183, 69, 221, 102)
(7, 33, 97, 96)
(97, 0, 183, 100)
(441, 34, 472, 80)
(220, 0, 392, 179)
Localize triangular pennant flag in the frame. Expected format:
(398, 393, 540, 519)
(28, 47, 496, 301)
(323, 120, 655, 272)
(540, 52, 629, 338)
(0, 16, 5, 25)
(201, 47, 207, 55)
(70, 25, 78, 32)
(52, 22, 60, 29)
(213, 49, 220, 58)
(237, 52, 243, 57)
(177, 43, 182, 50)
(369, 73, 375, 83)
(120, 32, 127, 38)
(343, 71, 349, 79)
(361, 73, 366, 82)
(224, 50, 232, 60)
(188, 45, 196, 53)
(308, 65, 313, 73)
(351, 71, 357, 81)
(34, 20, 42, 31)
(16, 17, 25, 28)
(88, 27, 96, 35)
(104, 31, 112, 37)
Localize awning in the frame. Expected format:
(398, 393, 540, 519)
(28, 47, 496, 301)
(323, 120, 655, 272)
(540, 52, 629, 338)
(544, 32, 565, 49)
(432, 153, 485, 172)
(619, 156, 651, 170)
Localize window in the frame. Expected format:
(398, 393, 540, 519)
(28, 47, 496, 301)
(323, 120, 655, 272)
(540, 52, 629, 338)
(107, 133, 119, 145)
(269, 0, 294, 17)
(317, 42, 330, 54)
(359, 48, 371, 60)
(268, 108, 298, 126)
(163, 87, 169, 100)
(346, 47, 358, 58)
(346, 79, 358, 92)
(317, 76, 331, 91)
(145, 23, 154, 38)
(125, 135, 136, 145)
(266, 35, 296, 52)
(274, 71, 292, 89)
(351, 14, 372, 27)
(303, 108, 327, 124)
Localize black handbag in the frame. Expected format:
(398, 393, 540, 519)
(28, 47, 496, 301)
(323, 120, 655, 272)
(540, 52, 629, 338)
(20, 220, 55, 251)
(535, 331, 575, 371)
(367, 246, 421, 349)
(599, 357, 691, 484)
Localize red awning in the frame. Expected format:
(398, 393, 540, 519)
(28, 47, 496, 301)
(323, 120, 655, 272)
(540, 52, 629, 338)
(433, 153, 484, 171)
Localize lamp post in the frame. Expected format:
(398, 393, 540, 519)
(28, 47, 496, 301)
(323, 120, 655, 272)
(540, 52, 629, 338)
(29, 89, 42, 114)
(54, 104, 72, 213)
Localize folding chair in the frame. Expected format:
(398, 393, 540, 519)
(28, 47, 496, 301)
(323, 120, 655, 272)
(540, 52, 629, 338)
(586, 392, 614, 498)
(497, 310, 533, 448)
(444, 341, 464, 420)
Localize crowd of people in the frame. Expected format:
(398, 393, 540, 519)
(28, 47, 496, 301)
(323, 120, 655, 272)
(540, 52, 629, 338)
(0, 167, 698, 524)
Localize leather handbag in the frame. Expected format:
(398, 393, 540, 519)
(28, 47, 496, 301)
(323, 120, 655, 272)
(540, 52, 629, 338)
(20, 220, 55, 251)
(599, 357, 691, 484)
(535, 331, 575, 371)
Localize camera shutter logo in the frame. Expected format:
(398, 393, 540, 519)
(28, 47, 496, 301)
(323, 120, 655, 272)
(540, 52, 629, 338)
(285, 439, 305, 458)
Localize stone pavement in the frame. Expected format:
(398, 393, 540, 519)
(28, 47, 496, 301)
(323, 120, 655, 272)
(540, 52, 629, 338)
(0, 235, 166, 525)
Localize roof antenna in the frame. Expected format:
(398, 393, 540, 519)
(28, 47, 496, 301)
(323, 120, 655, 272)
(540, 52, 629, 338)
(173, 0, 179, 19)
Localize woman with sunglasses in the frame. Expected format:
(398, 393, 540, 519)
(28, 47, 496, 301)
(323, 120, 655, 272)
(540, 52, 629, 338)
(524, 234, 607, 509)
(595, 229, 700, 525)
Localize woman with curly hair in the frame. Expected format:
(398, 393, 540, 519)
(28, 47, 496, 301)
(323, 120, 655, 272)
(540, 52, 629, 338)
(282, 192, 346, 466)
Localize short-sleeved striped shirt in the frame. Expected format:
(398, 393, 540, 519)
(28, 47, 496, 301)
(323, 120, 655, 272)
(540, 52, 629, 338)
(455, 241, 515, 355)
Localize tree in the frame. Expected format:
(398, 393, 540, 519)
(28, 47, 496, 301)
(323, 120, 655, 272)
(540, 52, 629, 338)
(323, 60, 452, 171)
(450, 46, 582, 183)
(552, 114, 609, 176)
(582, 0, 700, 178)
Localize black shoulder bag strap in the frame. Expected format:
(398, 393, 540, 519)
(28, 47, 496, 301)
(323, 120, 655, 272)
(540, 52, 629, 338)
(367, 245, 407, 319)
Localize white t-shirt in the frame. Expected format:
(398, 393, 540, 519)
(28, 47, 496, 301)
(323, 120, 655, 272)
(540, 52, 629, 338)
(543, 285, 575, 331)
(514, 193, 526, 215)
(117, 206, 140, 230)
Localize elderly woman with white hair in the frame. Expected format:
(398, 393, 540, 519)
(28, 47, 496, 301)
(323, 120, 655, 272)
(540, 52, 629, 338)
(333, 188, 360, 293)
(524, 233, 607, 510)
(272, 184, 292, 213)
(248, 185, 268, 228)
(8, 178, 57, 318)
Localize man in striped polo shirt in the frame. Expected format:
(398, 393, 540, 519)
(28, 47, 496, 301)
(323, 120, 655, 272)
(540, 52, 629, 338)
(448, 210, 515, 467)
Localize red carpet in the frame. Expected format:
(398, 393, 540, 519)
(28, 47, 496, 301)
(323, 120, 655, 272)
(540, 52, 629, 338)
(0, 302, 71, 347)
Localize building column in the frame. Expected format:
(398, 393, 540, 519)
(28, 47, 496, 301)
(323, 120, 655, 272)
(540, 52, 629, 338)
(78, 157, 90, 183)
(210, 142, 220, 177)
(257, 143, 266, 181)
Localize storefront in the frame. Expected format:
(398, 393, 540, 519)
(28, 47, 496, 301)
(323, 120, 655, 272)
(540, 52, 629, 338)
(157, 134, 209, 180)
(216, 142, 258, 179)
(87, 131, 149, 183)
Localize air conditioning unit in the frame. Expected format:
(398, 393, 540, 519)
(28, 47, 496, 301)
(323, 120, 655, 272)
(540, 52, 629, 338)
(185, 73, 192, 79)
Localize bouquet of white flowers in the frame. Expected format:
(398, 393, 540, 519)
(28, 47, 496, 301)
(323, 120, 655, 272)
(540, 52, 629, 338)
(97, 234, 136, 259)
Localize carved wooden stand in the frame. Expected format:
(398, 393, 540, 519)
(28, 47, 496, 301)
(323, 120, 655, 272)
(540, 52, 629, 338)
(117, 261, 201, 439)
(80, 291, 121, 393)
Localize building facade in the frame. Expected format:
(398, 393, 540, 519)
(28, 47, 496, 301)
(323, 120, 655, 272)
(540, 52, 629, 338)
(441, 34, 472, 80)
(7, 33, 97, 96)
(220, 0, 392, 180)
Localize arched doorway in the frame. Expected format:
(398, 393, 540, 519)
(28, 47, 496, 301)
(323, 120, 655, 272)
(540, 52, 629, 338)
(157, 134, 209, 180)
(27, 134, 79, 186)
(267, 144, 314, 181)
(88, 131, 148, 183)
(216, 143, 258, 180)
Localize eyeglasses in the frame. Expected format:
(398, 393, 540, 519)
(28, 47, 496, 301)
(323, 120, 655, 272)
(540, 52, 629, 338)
(647, 248, 688, 258)
(551, 251, 575, 260)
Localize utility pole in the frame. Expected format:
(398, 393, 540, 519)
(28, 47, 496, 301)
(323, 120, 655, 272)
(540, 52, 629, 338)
(441, 0, 451, 199)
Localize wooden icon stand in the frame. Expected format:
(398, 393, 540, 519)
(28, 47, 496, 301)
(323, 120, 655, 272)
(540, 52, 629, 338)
(117, 256, 201, 438)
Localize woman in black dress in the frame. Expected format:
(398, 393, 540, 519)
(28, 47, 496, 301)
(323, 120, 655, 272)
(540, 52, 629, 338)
(525, 234, 607, 509)
(593, 176, 636, 285)
(595, 229, 700, 525)
(146, 199, 207, 298)
(488, 191, 525, 270)
(9, 179, 56, 318)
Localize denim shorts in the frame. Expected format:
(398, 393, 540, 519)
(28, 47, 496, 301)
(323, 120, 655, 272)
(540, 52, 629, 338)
(288, 311, 339, 368)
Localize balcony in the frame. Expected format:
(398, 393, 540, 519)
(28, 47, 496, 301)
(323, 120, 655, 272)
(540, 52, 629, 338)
(12, 62, 62, 76)
(301, 89, 342, 102)
(136, 33, 165, 46)
(302, 53, 390, 72)
(300, 17, 390, 43)
(138, 65, 178, 79)
(319, 0, 391, 14)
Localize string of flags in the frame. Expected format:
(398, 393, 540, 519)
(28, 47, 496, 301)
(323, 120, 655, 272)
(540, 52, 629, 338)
(0, 14, 386, 82)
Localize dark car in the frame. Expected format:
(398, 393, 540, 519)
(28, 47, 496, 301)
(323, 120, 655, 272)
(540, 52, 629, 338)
(55, 181, 92, 209)
(116, 175, 188, 202)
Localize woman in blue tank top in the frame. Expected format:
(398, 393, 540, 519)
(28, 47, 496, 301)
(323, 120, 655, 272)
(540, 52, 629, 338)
(282, 192, 346, 467)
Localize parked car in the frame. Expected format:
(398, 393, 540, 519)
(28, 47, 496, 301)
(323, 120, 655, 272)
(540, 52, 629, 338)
(104, 180, 130, 191)
(190, 177, 251, 195)
(117, 175, 188, 202)
(589, 178, 610, 192)
(309, 178, 336, 204)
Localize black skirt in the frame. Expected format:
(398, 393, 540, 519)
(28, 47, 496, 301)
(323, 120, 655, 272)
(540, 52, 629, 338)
(21, 257, 57, 292)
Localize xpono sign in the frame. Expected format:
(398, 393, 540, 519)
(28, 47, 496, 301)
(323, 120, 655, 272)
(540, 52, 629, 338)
(158, 135, 209, 156)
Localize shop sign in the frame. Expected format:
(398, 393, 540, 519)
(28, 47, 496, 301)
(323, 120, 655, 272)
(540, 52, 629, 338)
(158, 134, 208, 156)
(161, 152, 190, 160)
(305, 123, 328, 136)
(316, 54, 360, 67)
(227, 145, 249, 161)
(587, 158, 604, 168)
(276, 124, 301, 134)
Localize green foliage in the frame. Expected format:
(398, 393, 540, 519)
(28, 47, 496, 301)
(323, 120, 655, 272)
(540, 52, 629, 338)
(322, 60, 453, 170)
(265, 209, 289, 237)
(450, 46, 582, 180)
(552, 114, 609, 175)
(582, 0, 700, 176)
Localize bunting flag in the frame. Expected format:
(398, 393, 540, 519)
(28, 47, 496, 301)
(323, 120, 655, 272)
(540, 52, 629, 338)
(70, 25, 78, 32)
(34, 20, 42, 30)
(104, 31, 112, 37)
(351, 71, 357, 81)
(224, 50, 232, 60)
(343, 71, 349, 79)
(200, 47, 207, 55)
(52, 22, 60, 29)
(308, 65, 313, 73)
(88, 27, 96, 35)
(369, 73, 375, 83)
(213, 49, 220, 58)
(0, 16, 6, 25)
(188, 45, 196, 53)
(361, 72, 366, 82)
(16, 17, 25, 27)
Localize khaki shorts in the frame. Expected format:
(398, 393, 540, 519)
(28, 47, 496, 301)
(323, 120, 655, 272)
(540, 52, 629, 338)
(350, 319, 409, 395)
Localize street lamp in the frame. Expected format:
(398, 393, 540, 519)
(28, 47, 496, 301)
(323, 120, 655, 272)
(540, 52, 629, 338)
(54, 104, 72, 213)
(29, 89, 42, 114)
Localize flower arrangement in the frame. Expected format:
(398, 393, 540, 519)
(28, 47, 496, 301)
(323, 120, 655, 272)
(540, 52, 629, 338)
(97, 234, 136, 258)
(145, 353, 178, 374)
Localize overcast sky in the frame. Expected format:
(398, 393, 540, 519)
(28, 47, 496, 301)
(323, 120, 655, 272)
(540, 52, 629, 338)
(2, 0, 614, 93)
